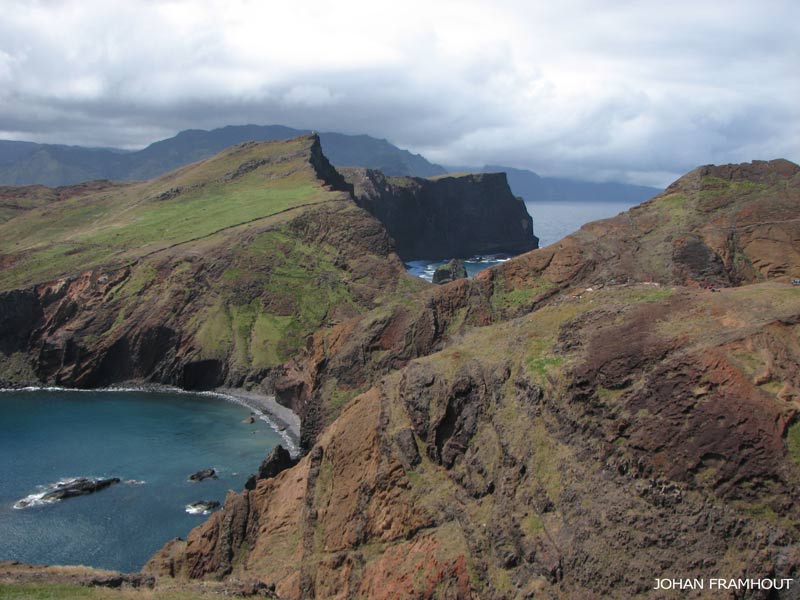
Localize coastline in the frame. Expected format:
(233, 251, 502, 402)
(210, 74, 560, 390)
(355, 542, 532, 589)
(210, 387, 301, 457)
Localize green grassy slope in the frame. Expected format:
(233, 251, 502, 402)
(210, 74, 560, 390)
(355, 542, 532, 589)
(0, 137, 336, 292)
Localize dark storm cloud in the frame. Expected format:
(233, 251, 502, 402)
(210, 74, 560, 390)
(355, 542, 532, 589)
(0, 0, 798, 186)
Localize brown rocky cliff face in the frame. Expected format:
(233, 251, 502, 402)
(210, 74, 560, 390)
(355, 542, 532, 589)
(151, 160, 800, 597)
(274, 160, 800, 447)
(152, 283, 800, 598)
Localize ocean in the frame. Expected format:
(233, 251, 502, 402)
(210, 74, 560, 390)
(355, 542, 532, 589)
(407, 199, 637, 281)
(0, 389, 282, 572)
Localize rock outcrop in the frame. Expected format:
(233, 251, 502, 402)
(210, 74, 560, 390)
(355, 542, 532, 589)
(273, 159, 800, 448)
(189, 469, 217, 482)
(186, 501, 221, 515)
(244, 444, 297, 490)
(432, 259, 468, 284)
(344, 168, 538, 260)
(14, 477, 121, 508)
(148, 160, 800, 598)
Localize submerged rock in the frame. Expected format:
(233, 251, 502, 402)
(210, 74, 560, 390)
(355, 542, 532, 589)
(432, 259, 468, 284)
(188, 468, 217, 482)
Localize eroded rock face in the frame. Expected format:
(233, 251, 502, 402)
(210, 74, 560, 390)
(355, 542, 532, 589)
(274, 159, 800, 447)
(151, 282, 800, 599)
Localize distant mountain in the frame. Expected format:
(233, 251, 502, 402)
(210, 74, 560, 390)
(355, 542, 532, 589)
(0, 125, 661, 202)
(0, 125, 446, 186)
(447, 164, 662, 203)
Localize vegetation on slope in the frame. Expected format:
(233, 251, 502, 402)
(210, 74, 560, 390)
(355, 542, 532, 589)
(0, 135, 427, 389)
(0, 137, 338, 291)
(152, 159, 800, 598)
(3, 152, 799, 598)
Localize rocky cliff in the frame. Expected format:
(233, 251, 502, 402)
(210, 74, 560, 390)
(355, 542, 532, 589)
(344, 168, 538, 261)
(148, 159, 800, 598)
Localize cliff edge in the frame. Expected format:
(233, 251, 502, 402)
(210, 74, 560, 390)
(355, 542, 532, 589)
(344, 168, 538, 261)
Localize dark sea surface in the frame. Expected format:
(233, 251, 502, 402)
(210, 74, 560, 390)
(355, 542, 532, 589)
(407, 199, 637, 281)
(0, 389, 281, 572)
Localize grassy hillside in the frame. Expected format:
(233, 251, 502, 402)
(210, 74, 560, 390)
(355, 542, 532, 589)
(0, 135, 427, 389)
(0, 137, 339, 292)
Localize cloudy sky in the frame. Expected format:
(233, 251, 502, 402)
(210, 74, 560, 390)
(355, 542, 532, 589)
(1, 0, 798, 186)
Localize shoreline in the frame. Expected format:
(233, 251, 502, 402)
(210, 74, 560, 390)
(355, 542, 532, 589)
(209, 387, 301, 457)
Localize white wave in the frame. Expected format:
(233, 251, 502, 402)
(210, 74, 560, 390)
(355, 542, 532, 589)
(14, 490, 58, 509)
(13, 477, 80, 509)
(185, 503, 218, 515)
(1, 385, 150, 394)
(466, 254, 511, 264)
(124, 479, 146, 485)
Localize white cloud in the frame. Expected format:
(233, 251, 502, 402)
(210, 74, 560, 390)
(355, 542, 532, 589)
(0, 0, 798, 186)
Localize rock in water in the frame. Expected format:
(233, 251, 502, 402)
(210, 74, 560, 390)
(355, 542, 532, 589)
(15, 477, 121, 508)
(42, 477, 121, 501)
(432, 259, 468, 284)
(188, 468, 217, 482)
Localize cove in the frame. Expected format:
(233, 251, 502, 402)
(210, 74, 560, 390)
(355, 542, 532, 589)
(0, 389, 281, 572)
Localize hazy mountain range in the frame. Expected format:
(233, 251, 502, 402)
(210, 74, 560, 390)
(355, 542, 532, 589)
(0, 124, 662, 202)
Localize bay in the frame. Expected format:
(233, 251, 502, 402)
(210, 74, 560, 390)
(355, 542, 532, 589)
(0, 389, 281, 572)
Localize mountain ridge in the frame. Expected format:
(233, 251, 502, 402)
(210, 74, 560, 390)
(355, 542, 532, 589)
(448, 164, 663, 204)
(0, 125, 664, 205)
(0, 125, 446, 186)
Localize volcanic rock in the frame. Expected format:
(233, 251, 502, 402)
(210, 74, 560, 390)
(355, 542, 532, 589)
(343, 167, 538, 261)
(432, 259, 468, 284)
(186, 501, 221, 515)
(149, 159, 800, 599)
(188, 469, 217, 482)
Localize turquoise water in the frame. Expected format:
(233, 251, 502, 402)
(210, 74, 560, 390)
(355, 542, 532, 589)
(407, 200, 636, 281)
(0, 389, 282, 572)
